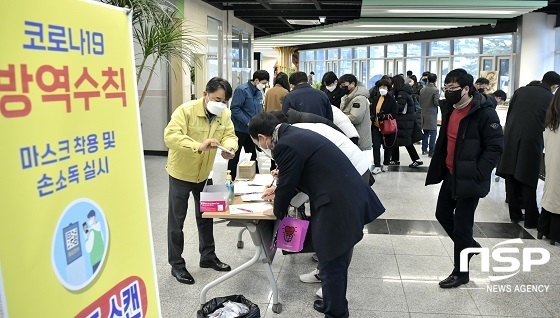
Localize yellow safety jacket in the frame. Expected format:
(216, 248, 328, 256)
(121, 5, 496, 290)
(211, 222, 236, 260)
(164, 98, 238, 183)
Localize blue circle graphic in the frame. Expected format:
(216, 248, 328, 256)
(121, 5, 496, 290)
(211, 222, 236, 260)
(51, 198, 109, 291)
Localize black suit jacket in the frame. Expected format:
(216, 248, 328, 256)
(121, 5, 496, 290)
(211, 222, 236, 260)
(272, 124, 385, 262)
(282, 83, 334, 121)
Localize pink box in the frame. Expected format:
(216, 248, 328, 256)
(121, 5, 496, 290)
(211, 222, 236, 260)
(200, 185, 228, 212)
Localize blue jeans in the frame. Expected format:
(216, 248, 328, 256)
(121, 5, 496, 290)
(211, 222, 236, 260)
(422, 129, 437, 154)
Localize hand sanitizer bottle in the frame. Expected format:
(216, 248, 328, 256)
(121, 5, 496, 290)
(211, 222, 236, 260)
(225, 170, 234, 205)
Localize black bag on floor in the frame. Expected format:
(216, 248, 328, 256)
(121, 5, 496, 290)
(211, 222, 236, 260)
(197, 295, 260, 318)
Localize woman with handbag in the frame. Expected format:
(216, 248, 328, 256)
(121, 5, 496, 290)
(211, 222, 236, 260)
(370, 79, 398, 173)
(390, 75, 424, 168)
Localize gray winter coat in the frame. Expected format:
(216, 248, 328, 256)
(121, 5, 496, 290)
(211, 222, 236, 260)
(341, 86, 372, 150)
(419, 83, 440, 130)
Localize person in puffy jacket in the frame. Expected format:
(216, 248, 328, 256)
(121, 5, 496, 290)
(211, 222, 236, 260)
(339, 74, 372, 152)
(370, 79, 398, 174)
(321, 71, 345, 108)
(390, 75, 423, 167)
(426, 69, 503, 289)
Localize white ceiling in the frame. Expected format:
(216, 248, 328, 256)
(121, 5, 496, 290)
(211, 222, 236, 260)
(254, 0, 548, 57)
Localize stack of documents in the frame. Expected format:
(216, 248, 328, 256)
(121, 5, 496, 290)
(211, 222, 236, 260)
(229, 203, 273, 215)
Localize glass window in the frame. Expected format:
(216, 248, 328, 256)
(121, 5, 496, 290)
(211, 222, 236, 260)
(316, 50, 326, 60)
(231, 28, 241, 68)
(341, 48, 352, 60)
(482, 34, 513, 54)
(429, 40, 450, 56)
(387, 43, 403, 57)
(369, 59, 384, 88)
(241, 32, 250, 68)
(339, 60, 352, 75)
(328, 49, 338, 60)
(499, 58, 510, 93)
(406, 58, 421, 78)
(370, 45, 384, 58)
(354, 47, 367, 59)
(306, 51, 315, 60)
(454, 38, 479, 55)
(482, 58, 493, 71)
(453, 56, 479, 79)
(314, 62, 325, 83)
(407, 42, 422, 56)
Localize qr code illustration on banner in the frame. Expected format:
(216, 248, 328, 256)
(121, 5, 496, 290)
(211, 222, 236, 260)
(65, 227, 79, 250)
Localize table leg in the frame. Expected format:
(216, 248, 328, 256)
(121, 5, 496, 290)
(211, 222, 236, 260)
(199, 245, 262, 306)
(237, 227, 247, 249)
(263, 257, 282, 313)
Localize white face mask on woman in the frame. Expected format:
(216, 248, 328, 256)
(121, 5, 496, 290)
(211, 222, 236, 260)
(326, 84, 337, 92)
(379, 88, 388, 96)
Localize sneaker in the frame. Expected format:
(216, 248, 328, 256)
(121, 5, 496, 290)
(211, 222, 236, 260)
(422, 151, 428, 155)
(372, 167, 382, 175)
(409, 160, 423, 168)
(299, 269, 321, 283)
(311, 253, 318, 262)
(388, 160, 400, 165)
(381, 165, 389, 172)
(316, 287, 323, 298)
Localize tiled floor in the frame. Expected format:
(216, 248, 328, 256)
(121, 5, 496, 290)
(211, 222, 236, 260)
(2, 145, 558, 318)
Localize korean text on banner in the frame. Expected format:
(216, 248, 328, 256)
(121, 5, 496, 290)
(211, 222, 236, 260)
(0, 0, 161, 317)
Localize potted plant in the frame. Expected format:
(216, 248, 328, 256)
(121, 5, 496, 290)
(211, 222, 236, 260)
(99, 0, 202, 107)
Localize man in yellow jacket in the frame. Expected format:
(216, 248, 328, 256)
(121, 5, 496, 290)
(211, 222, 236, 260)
(164, 77, 238, 284)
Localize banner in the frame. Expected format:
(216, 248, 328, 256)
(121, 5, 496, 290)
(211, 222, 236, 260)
(0, 0, 161, 316)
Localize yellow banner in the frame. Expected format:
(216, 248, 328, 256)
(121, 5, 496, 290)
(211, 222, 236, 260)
(0, 0, 161, 316)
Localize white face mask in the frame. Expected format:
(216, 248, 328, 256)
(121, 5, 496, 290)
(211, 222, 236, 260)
(206, 100, 227, 115)
(326, 84, 337, 92)
(257, 83, 266, 90)
(258, 138, 273, 159)
(379, 88, 388, 96)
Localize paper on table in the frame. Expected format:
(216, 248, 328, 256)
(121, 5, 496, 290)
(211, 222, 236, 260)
(241, 193, 266, 202)
(229, 203, 273, 214)
(234, 184, 264, 195)
(248, 174, 274, 186)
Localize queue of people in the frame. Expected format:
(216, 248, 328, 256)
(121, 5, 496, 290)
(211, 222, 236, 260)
(163, 68, 560, 318)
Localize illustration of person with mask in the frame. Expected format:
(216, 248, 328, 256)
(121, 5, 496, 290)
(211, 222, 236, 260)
(228, 70, 270, 180)
(164, 77, 238, 285)
(474, 77, 490, 94)
(84, 210, 105, 273)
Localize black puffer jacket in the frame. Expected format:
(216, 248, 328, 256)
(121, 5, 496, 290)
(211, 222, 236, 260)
(426, 92, 504, 198)
(395, 85, 419, 146)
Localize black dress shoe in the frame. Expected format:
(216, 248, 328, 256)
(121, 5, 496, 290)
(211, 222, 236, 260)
(537, 232, 545, 239)
(313, 299, 324, 313)
(171, 268, 195, 285)
(200, 258, 231, 272)
(439, 275, 469, 288)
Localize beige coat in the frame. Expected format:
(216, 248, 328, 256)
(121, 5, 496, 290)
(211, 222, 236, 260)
(542, 128, 560, 213)
(264, 84, 288, 112)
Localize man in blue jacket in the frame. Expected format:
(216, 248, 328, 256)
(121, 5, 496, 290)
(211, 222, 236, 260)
(282, 71, 333, 121)
(228, 70, 270, 180)
(249, 112, 385, 318)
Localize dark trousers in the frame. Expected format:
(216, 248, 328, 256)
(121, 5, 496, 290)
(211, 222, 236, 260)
(435, 172, 479, 277)
(422, 129, 437, 154)
(371, 128, 393, 166)
(168, 176, 216, 270)
(506, 177, 539, 227)
(227, 130, 259, 180)
(318, 248, 354, 318)
(392, 144, 420, 162)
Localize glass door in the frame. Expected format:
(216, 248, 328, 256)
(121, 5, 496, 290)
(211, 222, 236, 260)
(439, 58, 449, 90)
(497, 57, 510, 94)
(386, 59, 404, 77)
(360, 61, 368, 86)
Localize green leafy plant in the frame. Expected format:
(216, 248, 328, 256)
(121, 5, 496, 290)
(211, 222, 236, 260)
(311, 81, 322, 90)
(99, 0, 203, 107)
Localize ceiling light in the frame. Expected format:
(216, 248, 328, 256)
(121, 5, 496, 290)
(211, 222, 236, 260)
(388, 9, 516, 15)
(320, 30, 406, 34)
(355, 24, 456, 28)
